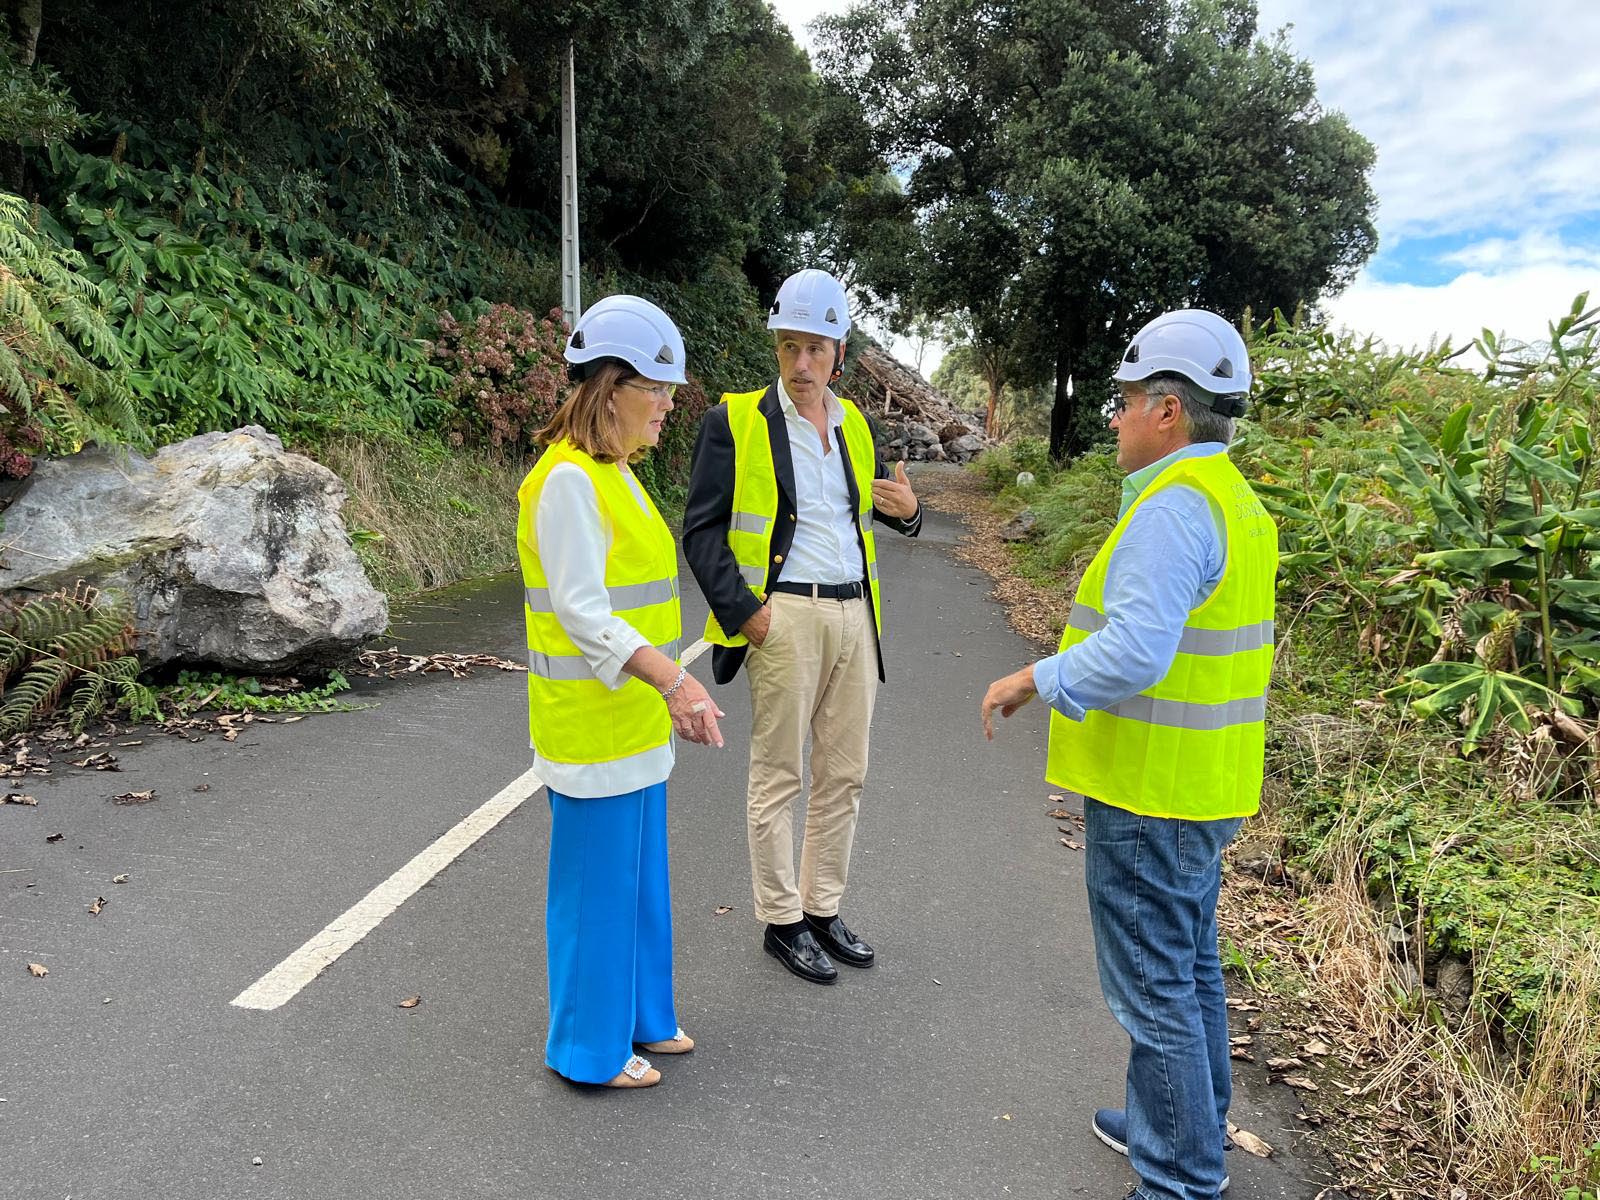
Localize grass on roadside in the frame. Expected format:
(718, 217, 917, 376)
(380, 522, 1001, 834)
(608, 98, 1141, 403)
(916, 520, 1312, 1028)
(313, 433, 532, 598)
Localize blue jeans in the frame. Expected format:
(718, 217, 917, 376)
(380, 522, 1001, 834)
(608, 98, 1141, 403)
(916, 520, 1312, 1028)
(1085, 797, 1243, 1200)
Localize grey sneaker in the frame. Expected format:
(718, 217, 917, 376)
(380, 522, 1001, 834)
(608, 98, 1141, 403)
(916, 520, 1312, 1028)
(1091, 1109, 1230, 1193)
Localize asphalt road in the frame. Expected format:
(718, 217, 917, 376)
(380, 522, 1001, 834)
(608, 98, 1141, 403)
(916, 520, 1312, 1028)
(2, 498, 1333, 1200)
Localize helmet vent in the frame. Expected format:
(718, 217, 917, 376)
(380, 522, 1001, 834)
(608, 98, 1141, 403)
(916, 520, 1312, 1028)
(1213, 356, 1233, 379)
(770, 300, 781, 315)
(571, 330, 586, 349)
(1124, 344, 1140, 363)
(824, 307, 838, 324)
(655, 346, 675, 365)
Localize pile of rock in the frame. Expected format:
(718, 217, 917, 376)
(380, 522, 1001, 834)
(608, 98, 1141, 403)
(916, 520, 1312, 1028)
(839, 343, 991, 464)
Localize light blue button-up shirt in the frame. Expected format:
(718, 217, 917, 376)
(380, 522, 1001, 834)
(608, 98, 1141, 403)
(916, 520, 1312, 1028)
(1031, 443, 1228, 722)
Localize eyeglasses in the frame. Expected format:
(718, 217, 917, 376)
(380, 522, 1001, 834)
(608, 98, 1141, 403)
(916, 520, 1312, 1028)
(1114, 388, 1166, 416)
(620, 380, 677, 401)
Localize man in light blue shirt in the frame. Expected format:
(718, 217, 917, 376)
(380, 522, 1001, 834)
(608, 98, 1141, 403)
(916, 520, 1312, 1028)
(1029, 441, 1226, 721)
(982, 309, 1268, 1200)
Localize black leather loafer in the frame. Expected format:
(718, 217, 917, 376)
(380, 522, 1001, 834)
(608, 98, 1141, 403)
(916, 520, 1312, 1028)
(763, 927, 838, 984)
(804, 913, 875, 967)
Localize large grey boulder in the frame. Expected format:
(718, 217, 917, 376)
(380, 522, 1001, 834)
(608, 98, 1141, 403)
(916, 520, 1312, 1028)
(0, 426, 387, 671)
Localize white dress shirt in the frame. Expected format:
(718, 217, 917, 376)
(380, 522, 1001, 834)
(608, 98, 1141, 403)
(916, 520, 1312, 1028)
(532, 461, 675, 798)
(775, 381, 866, 586)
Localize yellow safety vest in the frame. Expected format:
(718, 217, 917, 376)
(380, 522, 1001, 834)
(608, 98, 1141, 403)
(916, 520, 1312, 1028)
(701, 388, 882, 646)
(516, 439, 681, 764)
(1045, 451, 1278, 819)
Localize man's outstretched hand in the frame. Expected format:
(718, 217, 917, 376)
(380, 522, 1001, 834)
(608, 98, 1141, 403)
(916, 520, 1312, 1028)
(871, 460, 919, 519)
(981, 667, 1038, 740)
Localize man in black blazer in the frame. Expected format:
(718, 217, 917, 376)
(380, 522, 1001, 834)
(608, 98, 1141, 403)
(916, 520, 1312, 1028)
(682, 268, 921, 984)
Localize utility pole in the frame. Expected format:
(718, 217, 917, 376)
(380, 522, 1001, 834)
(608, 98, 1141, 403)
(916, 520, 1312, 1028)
(560, 40, 581, 329)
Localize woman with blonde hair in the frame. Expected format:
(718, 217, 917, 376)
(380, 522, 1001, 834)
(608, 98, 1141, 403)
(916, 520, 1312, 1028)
(516, 295, 723, 1089)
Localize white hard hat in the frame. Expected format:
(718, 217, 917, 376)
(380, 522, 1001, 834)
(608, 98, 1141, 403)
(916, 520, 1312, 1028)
(564, 295, 687, 384)
(1113, 309, 1251, 414)
(766, 268, 851, 341)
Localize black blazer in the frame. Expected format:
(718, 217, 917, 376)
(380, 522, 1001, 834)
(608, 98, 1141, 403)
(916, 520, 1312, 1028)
(682, 385, 922, 685)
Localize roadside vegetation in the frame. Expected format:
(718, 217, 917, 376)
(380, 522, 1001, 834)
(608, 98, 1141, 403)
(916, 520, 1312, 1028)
(966, 299, 1600, 1197)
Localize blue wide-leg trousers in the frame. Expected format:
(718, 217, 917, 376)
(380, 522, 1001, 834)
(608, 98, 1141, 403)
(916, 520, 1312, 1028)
(544, 781, 678, 1084)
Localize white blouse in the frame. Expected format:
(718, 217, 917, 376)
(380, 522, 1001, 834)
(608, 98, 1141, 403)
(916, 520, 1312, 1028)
(531, 461, 675, 798)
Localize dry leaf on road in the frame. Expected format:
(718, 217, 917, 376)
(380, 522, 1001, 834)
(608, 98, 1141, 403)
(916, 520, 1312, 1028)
(71, 752, 120, 771)
(1279, 1075, 1319, 1091)
(88, 897, 106, 915)
(113, 790, 157, 805)
(3, 792, 38, 805)
(1059, 837, 1083, 850)
(1266, 1056, 1306, 1071)
(714, 905, 733, 915)
(27, 962, 48, 977)
(397, 995, 421, 1009)
(112, 873, 129, 884)
(1226, 1122, 1273, 1158)
(1302, 1038, 1332, 1056)
(46, 832, 63, 842)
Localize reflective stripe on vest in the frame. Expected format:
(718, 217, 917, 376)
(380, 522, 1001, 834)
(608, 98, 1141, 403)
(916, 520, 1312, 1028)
(524, 577, 679, 614)
(701, 387, 883, 647)
(1102, 690, 1267, 731)
(1065, 603, 1274, 658)
(1044, 451, 1278, 820)
(528, 638, 682, 681)
(516, 439, 681, 764)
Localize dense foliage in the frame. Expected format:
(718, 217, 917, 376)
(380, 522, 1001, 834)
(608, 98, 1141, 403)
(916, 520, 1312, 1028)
(0, 0, 909, 510)
(0, 190, 147, 471)
(972, 297, 1600, 1041)
(1245, 296, 1600, 781)
(433, 304, 569, 452)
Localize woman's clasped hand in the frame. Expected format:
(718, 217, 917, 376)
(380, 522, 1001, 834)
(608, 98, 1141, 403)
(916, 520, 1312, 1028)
(664, 668, 725, 747)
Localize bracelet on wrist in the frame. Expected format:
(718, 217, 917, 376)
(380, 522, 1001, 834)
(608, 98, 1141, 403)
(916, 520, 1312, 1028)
(661, 665, 688, 700)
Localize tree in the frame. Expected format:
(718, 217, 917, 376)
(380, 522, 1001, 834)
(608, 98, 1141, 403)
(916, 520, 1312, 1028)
(817, 0, 1377, 457)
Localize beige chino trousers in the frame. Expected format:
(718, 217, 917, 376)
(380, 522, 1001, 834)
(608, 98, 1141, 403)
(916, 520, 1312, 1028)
(743, 589, 879, 925)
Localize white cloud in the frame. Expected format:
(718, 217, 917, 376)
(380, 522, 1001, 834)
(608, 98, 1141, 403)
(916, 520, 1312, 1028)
(1324, 263, 1600, 355)
(1254, 1, 1600, 240)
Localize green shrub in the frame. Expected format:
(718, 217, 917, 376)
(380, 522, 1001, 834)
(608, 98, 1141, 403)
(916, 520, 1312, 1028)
(1030, 449, 1122, 577)
(36, 139, 449, 443)
(0, 584, 156, 733)
(0, 190, 146, 472)
(430, 304, 569, 452)
(1244, 294, 1600, 764)
(971, 435, 1057, 491)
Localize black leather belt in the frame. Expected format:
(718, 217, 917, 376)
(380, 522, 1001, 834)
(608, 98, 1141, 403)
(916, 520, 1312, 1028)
(770, 580, 866, 601)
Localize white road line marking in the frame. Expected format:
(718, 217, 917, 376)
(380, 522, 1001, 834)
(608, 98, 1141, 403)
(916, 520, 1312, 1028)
(230, 638, 711, 1011)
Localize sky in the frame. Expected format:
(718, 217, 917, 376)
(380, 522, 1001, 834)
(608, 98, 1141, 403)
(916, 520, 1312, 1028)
(770, 0, 1600, 366)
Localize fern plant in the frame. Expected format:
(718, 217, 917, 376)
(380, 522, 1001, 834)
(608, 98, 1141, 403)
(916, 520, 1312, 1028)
(0, 583, 156, 734)
(0, 190, 147, 474)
